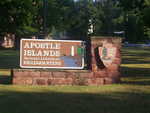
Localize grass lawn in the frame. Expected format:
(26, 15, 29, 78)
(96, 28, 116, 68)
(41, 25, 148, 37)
(0, 47, 150, 113)
(0, 50, 19, 69)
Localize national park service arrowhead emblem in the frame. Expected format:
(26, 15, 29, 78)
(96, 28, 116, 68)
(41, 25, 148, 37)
(98, 44, 117, 67)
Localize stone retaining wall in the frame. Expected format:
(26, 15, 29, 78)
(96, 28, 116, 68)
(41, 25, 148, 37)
(13, 69, 120, 85)
(12, 37, 122, 85)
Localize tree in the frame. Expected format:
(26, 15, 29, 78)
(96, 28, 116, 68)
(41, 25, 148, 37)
(45, 0, 91, 38)
(143, 0, 150, 40)
(119, 0, 146, 42)
(0, 0, 39, 36)
(91, 0, 123, 36)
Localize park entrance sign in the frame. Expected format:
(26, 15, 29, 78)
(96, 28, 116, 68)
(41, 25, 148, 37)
(14, 37, 122, 85)
(20, 39, 85, 69)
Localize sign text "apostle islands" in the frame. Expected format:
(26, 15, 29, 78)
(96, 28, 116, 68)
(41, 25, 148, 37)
(24, 42, 61, 57)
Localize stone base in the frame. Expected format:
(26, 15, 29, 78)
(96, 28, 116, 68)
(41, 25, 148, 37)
(12, 69, 120, 85)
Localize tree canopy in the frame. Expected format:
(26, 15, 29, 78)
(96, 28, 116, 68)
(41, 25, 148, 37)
(0, 0, 150, 42)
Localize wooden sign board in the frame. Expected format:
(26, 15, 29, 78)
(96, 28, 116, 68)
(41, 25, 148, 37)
(20, 39, 85, 69)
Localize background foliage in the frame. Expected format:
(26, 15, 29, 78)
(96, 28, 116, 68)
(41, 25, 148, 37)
(0, 0, 150, 42)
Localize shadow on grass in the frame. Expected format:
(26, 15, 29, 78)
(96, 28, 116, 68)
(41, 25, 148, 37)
(121, 47, 150, 64)
(0, 90, 150, 113)
(121, 52, 150, 64)
(0, 50, 19, 69)
(122, 57, 150, 64)
(121, 66, 150, 85)
(121, 67, 150, 77)
(120, 47, 150, 85)
(0, 76, 12, 84)
(121, 78, 150, 85)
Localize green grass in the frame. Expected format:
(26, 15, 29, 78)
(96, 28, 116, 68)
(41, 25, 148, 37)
(0, 69, 11, 76)
(0, 85, 150, 113)
(121, 47, 150, 85)
(0, 47, 150, 113)
(0, 50, 19, 69)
